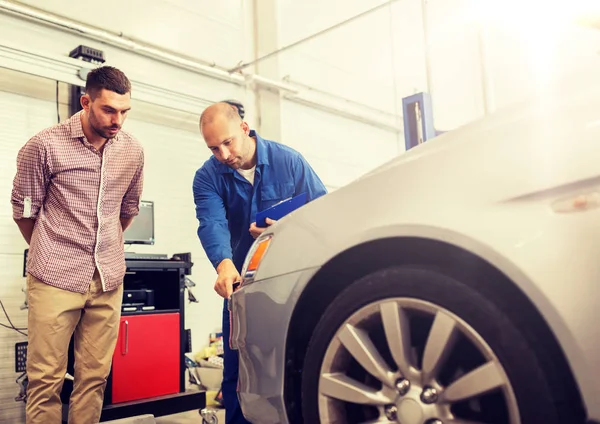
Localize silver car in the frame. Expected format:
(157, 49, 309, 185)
(229, 82, 600, 424)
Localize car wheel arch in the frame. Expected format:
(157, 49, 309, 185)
(283, 236, 585, 424)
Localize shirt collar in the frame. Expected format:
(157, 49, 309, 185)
(215, 129, 268, 173)
(69, 111, 86, 139)
(69, 110, 117, 147)
(253, 130, 270, 167)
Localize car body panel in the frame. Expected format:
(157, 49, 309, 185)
(230, 268, 319, 424)
(231, 83, 600, 422)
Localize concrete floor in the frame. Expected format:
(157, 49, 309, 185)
(155, 409, 225, 424)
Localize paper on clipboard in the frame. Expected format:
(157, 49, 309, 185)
(256, 192, 308, 227)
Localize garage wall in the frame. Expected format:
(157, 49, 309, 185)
(0, 3, 252, 119)
(0, 1, 254, 420)
(277, 0, 398, 113)
(276, 0, 600, 135)
(10, 0, 250, 70)
(275, 0, 407, 187)
(0, 71, 58, 423)
(0, 68, 228, 423)
(279, 101, 401, 191)
(476, 2, 600, 112)
(1, 0, 599, 420)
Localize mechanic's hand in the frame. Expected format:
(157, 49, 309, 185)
(215, 259, 241, 299)
(249, 217, 276, 239)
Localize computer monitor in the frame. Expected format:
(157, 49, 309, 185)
(124, 200, 155, 245)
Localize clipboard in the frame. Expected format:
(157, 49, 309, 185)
(256, 192, 308, 227)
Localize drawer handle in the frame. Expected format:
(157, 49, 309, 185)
(122, 320, 129, 355)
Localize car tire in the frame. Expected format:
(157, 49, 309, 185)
(301, 265, 581, 424)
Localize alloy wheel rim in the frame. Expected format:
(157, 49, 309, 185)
(317, 298, 520, 424)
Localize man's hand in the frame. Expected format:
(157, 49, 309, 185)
(249, 217, 276, 239)
(215, 259, 241, 299)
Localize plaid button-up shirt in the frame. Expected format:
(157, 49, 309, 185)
(11, 111, 144, 293)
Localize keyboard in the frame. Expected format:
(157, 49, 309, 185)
(124, 252, 169, 260)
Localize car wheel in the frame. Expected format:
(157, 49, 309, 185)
(301, 266, 577, 424)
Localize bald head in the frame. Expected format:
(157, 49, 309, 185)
(200, 102, 241, 133)
(199, 101, 256, 170)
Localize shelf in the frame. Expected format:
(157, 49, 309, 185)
(125, 259, 192, 271)
(120, 308, 180, 316)
(99, 390, 206, 422)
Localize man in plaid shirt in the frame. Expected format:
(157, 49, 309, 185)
(11, 66, 144, 424)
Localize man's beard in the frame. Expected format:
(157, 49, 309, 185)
(89, 111, 120, 139)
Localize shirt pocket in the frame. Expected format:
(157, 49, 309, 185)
(260, 182, 295, 210)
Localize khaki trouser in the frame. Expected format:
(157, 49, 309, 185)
(25, 270, 123, 424)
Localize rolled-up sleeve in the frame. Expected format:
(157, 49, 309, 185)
(120, 149, 145, 218)
(11, 137, 49, 220)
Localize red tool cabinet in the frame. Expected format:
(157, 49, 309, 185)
(111, 312, 180, 403)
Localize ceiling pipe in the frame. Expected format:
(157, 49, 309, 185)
(284, 93, 403, 133)
(245, 74, 299, 95)
(0, 0, 246, 86)
(0, 0, 404, 132)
